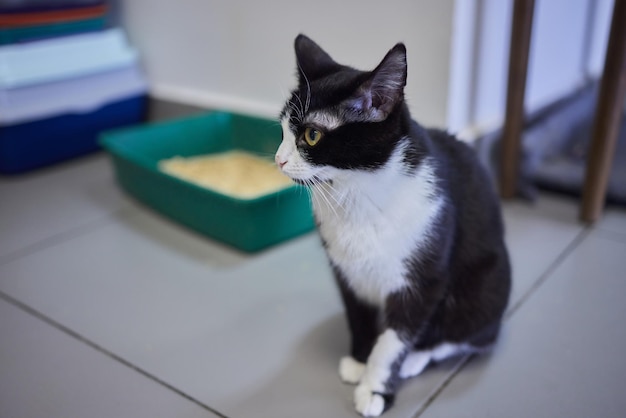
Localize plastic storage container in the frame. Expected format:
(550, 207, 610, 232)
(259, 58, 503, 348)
(0, 1, 107, 45)
(0, 0, 105, 13)
(0, 28, 136, 88)
(0, 29, 146, 173)
(100, 112, 315, 252)
(0, 17, 106, 45)
(0, 4, 107, 26)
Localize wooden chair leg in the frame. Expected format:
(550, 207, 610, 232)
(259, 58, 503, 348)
(580, 0, 626, 223)
(500, 0, 535, 198)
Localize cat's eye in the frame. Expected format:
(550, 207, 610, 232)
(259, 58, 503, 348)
(304, 127, 324, 146)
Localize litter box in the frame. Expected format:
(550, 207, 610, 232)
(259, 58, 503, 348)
(100, 111, 315, 252)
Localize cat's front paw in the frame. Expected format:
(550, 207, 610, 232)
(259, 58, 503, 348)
(354, 384, 388, 417)
(339, 356, 366, 384)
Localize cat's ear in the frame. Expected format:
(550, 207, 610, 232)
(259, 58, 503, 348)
(346, 43, 407, 122)
(294, 34, 339, 81)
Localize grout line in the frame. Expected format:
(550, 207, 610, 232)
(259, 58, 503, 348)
(504, 226, 591, 320)
(412, 226, 592, 417)
(0, 290, 229, 418)
(0, 207, 131, 267)
(411, 354, 473, 418)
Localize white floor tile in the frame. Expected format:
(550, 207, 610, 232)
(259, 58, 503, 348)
(0, 203, 471, 418)
(419, 234, 626, 418)
(0, 297, 220, 418)
(3, 154, 614, 418)
(0, 154, 128, 261)
(501, 194, 584, 308)
(596, 207, 626, 239)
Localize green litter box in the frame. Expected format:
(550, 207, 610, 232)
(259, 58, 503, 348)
(100, 111, 315, 252)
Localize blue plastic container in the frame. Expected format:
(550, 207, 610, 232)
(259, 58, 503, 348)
(0, 95, 146, 174)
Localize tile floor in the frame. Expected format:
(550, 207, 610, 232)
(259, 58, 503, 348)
(1, 150, 626, 418)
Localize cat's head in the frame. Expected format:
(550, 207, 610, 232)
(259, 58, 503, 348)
(275, 35, 409, 184)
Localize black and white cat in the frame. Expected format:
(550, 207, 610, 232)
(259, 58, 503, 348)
(275, 35, 511, 417)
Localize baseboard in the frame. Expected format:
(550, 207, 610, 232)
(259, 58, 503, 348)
(150, 84, 281, 120)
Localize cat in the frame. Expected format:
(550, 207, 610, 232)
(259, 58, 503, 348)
(275, 35, 511, 417)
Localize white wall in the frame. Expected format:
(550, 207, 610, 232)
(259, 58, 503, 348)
(448, 0, 614, 138)
(586, 0, 614, 77)
(461, 0, 514, 134)
(526, 0, 592, 111)
(120, 0, 456, 127)
(120, 0, 614, 135)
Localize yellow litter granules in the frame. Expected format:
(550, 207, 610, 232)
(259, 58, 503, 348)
(159, 150, 294, 199)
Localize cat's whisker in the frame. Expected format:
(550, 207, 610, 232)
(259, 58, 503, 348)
(291, 95, 305, 122)
(324, 179, 354, 209)
(299, 182, 310, 200)
(318, 191, 339, 218)
(277, 82, 289, 99)
(307, 181, 323, 209)
(289, 99, 304, 121)
(305, 83, 311, 113)
(286, 102, 301, 123)
(319, 180, 345, 202)
(318, 181, 348, 214)
(316, 183, 342, 218)
(300, 179, 319, 211)
(322, 183, 347, 213)
(297, 62, 312, 113)
(350, 180, 386, 216)
(256, 151, 277, 159)
(307, 182, 324, 212)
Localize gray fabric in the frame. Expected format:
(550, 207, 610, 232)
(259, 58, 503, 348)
(533, 98, 626, 205)
(475, 82, 626, 205)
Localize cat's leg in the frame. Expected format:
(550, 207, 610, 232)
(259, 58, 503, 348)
(431, 342, 472, 361)
(354, 282, 446, 417)
(399, 339, 475, 379)
(354, 328, 407, 416)
(397, 311, 502, 381)
(399, 350, 432, 378)
(399, 342, 473, 381)
(339, 356, 366, 384)
(334, 269, 380, 385)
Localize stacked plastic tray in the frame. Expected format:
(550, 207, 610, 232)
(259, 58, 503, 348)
(0, 28, 147, 174)
(0, 0, 107, 45)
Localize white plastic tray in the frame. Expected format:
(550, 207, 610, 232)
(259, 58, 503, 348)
(0, 64, 147, 125)
(0, 28, 138, 89)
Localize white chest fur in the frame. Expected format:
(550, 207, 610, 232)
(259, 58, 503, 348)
(314, 159, 442, 307)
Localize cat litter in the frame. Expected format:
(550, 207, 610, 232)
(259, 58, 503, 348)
(159, 151, 294, 200)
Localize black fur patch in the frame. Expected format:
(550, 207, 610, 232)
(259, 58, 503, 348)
(282, 35, 417, 173)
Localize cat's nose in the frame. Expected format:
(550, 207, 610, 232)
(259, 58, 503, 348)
(275, 155, 288, 169)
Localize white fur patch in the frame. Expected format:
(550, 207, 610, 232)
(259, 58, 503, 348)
(431, 342, 471, 361)
(277, 114, 443, 307)
(304, 110, 341, 131)
(354, 385, 385, 417)
(361, 329, 405, 392)
(339, 356, 366, 384)
(315, 147, 442, 306)
(354, 329, 405, 416)
(399, 342, 472, 379)
(399, 350, 431, 378)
